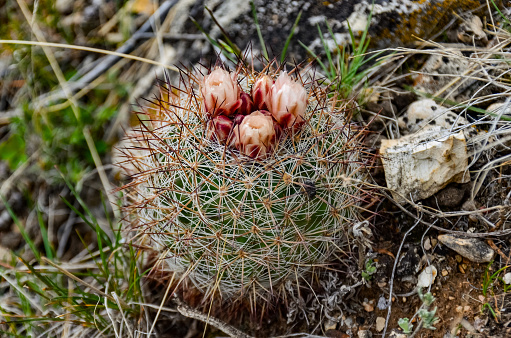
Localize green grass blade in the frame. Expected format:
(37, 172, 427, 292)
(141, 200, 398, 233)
(205, 7, 242, 59)
(1, 196, 40, 261)
(189, 17, 237, 63)
(491, 0, 511, 27)
(299, 40, 329, 75)
(317, 25, 334, 79)
(281, 10, 302, 64)
(36, 208, 54, 260)
(250, 1, 269, 60)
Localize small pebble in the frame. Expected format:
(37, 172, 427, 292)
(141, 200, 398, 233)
(376, 317, 386, 332)
(363, 301, 374, 312)
(424, 237, 432, 250)
(442, 269, 448, 276)
(358, 329, 372, 338)
(417, 266, 437, 288)
(449, 296, 455, 300)
(377, 281, 387, 288)
(464, 305, 471, 313)
(456, 306, 463, 313)
(455, 255, 463, 263)
(324, 319, 337, 331)
(459, 264, 466, 273)
(503, 272, 511, 285)
(402, 297, 406, 303)
(431, 238, 438, 247)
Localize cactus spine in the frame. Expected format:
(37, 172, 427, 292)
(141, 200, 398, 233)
(121, 62, 365, 305)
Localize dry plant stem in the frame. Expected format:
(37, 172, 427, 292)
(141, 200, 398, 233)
(175, 299, 254, 338)
(83, 127, 120, 220)
(15, 0, 81, 121)
(41, 257, 127, 308)
(380, 190, 511, 238)
(0, 40, 179, 80)
(52, 0, 179, 100)
(381, 214, 423, 338)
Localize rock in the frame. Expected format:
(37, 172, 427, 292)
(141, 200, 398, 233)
(399, 99, 470, 134)
(442, 269, 448, 277)
(325, 319, 338, 331)
(388, 330, 407, 338)
(396, 246, 421, 277)
(431, 238, 438, 247)
(459, 264, 467, 273)
(375, 317, 386, 332)
(412, 49, 492, 102)
(380, 127, 469, 204)
(436, 184, 466, 208)
(456, 15, 488, 45)
(438, 235, 495, 263)
(487, 102, 511, 117)
(358, 330, 372, 338)
(504, 272, 511, 285)
(424, 237, 432, 250)
(363, 300, 374, 312)
(417, 266, 438, 289)
(377, 296, 388, 310)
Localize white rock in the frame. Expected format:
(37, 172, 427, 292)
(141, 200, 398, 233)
(398, 99, 474, 138)
(417, 265, 437, 288)
(487, 102, 511, 117)
(380, 127, 469, 203)
(376, 317, 386, 332)
(503, 272, 511, 285)
(413, 51, 472, 98)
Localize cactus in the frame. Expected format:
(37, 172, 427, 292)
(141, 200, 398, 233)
(120, 62, 366, 306)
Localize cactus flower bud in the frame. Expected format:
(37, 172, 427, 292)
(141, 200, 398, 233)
(207, 115, 234, 144)
(235, 111, 277, 159)
(238, 92, 254, 115)
(269, 72, 307, 129)
(201, 68, 241, 116)
(252, 75, 273, 111)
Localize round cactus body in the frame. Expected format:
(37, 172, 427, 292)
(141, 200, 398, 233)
(122, 64, 365, 303)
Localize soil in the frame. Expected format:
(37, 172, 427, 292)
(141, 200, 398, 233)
(1, 1, 511, 337)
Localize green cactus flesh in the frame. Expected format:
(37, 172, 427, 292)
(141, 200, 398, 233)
(125, 69, 363, 301)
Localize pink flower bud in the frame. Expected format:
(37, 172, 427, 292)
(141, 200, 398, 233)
(252, 75, 273, 111)
(201, 68, 242, 116)
(235, 111, 277, 159)
(207, 115, 234, 144)
(269, 72, 307, 129)
(238, 92, 254, 115)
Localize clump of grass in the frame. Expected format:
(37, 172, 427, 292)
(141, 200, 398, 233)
(0, 180, 149, 337)
(299, 13, 384, 100)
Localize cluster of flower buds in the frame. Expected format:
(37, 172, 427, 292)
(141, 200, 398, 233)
(201, 68, 308, 159)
